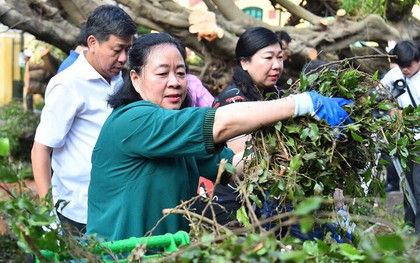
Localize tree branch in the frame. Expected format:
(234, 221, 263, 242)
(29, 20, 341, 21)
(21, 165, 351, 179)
(212, 0, 269, 28)
(275, 0, 323, 25)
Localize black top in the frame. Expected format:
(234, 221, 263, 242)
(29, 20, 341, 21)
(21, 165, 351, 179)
(204, 84, 283, 223)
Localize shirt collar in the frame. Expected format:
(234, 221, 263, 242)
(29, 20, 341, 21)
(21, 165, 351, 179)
(76, 50, 122, 86)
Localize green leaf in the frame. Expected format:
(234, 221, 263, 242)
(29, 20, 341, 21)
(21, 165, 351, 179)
(299, 216, 314, 234)
(223, 161, 236, 174)
(350, 132, 363, 142)
(307, 73, 319, 84)
(300, 74, 309, 90)
(294, 196, 323, 216)
(0, 167, 18, 183)
(339, 243, 365, 261)
(302, 152, 317, 161)
(316, 239, 330, 254)
(308, 123, 320, 142)
(372, 70, 378, 81)
(303, 240, 319, 256)
(249, 194, 263, 208)
(260, 159, 267, 170)
(397, 136, 409, 147)
(200, 233, 215, 247)
(376, 234, 405, 251)
(300, 128, 309, 141)
(278, 180, 286, 191)
(236, 205, 251, 227)
(378, 101, 393, 111)
(0, 137, 10, 157)
(279, 250, 307, 262)
(289, 154, 303, 173)
(286, 125, 302, 134)
(28, 213, 55, 226)
(274, 121, 282, 131)
(389, 147, 397, 156)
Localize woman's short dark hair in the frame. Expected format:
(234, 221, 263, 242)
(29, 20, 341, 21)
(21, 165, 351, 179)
(276, 30, 291, 46)
(108, 33, 191, 109)
(393, 40, 420, 68)
(232, 27, 281, 101)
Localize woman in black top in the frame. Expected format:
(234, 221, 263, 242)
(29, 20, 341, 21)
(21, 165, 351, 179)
(197, 27, 324, 240)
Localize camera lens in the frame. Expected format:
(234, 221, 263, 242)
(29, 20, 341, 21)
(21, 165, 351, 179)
(391, 79, 407, 98)
(394, 79, 406, 90)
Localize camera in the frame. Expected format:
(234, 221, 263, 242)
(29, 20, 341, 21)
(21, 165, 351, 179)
(391, 79, 407, 98)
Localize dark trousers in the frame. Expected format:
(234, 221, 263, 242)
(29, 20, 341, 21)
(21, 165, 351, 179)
(57, 212, 86, 237)
(382, 153, 400, 189)
(403, 161, 420, 233)
(26, 93, 33, 111)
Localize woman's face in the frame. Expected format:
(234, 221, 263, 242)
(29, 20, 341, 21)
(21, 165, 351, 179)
(131, 44, 187, 110)
(240, 43, 283, 90)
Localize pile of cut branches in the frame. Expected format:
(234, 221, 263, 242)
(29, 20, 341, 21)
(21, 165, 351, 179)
(237, 62, 419, 227)
(174, 62, 420, 262)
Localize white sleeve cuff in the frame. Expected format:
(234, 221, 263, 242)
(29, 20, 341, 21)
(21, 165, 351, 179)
(292, 93, 313, 117)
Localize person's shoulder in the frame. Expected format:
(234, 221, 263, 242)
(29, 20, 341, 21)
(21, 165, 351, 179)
(187, 74, 200, 82)
(384, 66, 402, 77)
(116, 100, 158, 112)
(57, 58, 75, 73)
(212, 84, 248, 108)
(381, 66, 403, 84)
(187, 74, 204, 91)
(57, 50, 79, 73)
(46, 58, 90, 95)
(52, 63, 80, 84)
(410, 70, 420, 87)
(411, 69, 420, 80)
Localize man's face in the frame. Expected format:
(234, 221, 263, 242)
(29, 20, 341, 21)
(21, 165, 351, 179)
(87, 34, 134, 82)
(399, 60, 420, 78)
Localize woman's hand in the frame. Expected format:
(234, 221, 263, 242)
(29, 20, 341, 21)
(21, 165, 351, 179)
(293, 91, 353, 127)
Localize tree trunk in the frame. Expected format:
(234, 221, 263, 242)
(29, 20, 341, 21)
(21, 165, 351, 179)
(1, 0, 419, 89)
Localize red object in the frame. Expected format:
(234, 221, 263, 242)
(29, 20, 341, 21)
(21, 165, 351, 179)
(197, 176, 214, 197)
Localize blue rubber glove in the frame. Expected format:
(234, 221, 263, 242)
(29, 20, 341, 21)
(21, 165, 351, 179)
(293, 91, 353, 127)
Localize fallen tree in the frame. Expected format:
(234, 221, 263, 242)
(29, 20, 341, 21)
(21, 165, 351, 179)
(0, 0, 419, 90)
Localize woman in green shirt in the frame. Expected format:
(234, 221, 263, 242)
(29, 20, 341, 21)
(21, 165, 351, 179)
(86, 32, 353, 241)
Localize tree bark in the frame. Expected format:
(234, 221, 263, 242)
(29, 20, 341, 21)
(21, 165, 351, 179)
(1, 0, 419, 89)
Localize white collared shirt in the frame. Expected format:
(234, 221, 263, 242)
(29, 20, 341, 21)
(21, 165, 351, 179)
(34, 51, 122, 224)
(381, 66, 420, 108)
(381, 66, 420, 140)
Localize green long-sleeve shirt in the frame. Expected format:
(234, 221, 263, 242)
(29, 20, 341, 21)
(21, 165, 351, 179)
(86, 101, 233, 241)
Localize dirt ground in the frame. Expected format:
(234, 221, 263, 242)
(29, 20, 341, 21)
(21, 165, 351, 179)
(385, 190, 404, 216)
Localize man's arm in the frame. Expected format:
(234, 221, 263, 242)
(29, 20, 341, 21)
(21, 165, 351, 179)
(31, 141, 53, 199)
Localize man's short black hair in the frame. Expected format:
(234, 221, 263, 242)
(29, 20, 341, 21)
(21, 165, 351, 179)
(388, 48, 397, 64)
(393, 40, 420, 68)
(76, 23, 88, 47)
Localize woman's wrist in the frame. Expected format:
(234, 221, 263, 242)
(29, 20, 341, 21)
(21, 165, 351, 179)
(291, 93, 313, 117)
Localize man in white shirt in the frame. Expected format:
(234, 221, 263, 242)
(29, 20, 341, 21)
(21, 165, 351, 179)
(381, 40, 420, 233)
(31, 5, 137, 236)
